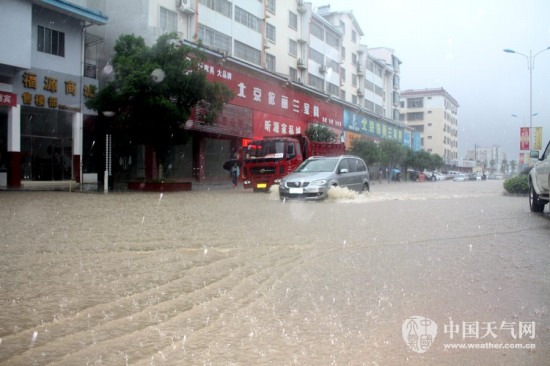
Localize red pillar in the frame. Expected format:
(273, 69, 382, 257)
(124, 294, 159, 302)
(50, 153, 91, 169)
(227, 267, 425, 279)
(73, 155, 80, 182)
(7, 151, 21, 188)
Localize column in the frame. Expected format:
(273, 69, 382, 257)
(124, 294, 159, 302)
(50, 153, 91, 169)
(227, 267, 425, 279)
(72, 112, 82, 182)
(7, 104, 21, 187)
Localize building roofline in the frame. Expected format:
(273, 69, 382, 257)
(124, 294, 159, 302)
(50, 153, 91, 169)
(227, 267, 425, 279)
(401, 87, 460, 107)
(36, 0, 108, 25)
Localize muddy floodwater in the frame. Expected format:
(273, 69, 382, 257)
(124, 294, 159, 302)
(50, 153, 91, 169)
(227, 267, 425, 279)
(1, 180, 549, 365)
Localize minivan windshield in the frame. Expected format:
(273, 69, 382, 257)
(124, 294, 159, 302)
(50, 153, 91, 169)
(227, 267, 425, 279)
(295, 158, 338, 173)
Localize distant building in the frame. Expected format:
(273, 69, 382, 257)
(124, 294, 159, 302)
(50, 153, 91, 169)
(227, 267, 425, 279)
(464, 145, 507, 173)
(399, 88, 459, 166)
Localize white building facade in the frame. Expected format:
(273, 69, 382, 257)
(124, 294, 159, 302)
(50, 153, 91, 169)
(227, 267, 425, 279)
(0, 0, 107, 188)
(399, 88, 459, 166)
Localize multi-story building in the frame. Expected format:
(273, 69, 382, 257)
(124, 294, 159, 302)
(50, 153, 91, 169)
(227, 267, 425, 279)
(0, 0, 107, 188)
(399, 88, 459, 165)
(1, 0, 410, 187)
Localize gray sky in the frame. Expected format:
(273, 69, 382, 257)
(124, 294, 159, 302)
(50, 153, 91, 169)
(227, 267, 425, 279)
(311, 0, 550, 161)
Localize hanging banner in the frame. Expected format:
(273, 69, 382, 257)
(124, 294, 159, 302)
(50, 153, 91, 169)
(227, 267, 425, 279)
(533, 127, 543, 150)
(520, 127, 530, 150)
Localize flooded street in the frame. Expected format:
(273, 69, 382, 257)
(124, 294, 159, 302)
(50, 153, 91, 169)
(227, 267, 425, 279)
(1, 180, 549, 365)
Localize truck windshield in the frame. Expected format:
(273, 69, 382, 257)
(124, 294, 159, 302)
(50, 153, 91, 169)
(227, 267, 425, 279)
(295, 158, 338, 173)
(246, 140, 285, 159)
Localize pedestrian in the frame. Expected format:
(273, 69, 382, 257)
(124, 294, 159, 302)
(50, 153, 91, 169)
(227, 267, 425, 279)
(231, 162, 240, 189)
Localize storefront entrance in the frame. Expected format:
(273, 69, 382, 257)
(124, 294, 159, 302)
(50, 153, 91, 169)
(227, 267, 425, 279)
(21, 108, 73, 181)
(21, 135, 72, 180)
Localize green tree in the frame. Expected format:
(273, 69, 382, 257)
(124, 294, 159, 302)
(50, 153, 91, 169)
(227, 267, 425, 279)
(86, 33, 233, 178)
(305, 124, 338, 142)
(350, 139, 380, 167)
(429, 153, 444, 171)
(379, 140, 406, 170)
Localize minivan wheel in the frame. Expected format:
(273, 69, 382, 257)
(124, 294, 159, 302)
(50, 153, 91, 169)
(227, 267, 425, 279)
(529, 182, 546, 213)
(363, 183, 370, 192)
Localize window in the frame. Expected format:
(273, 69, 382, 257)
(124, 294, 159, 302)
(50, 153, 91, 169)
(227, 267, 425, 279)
(235, 6, 261, 33)
(198, 25, 231, 54)
(326, 31, 339, 50)
(365, 80, 374, 91)
(407, 97, 424, 108)
(199, 0, 232, 18)
(393, 74, 400, 89)
(266, 0, 276, 14)
(289, 39, 297, 56)
(288, 11, 297, 30)
(326, 58, 339, 73)
(327, 82, 339, 96)
(234, 40, 261, 65)
(341, 46, 346, 61)
(407, 112, 424, 121)
(308, 73, 324, 91)
(311, 21, 324, 40)
(352, 53, 357, 65)
(308, 47, 324, 64)
(266, 23, 276, 43)
(352, 30, 357, 43)
(160, 7, 177, 32)
(265, 53, 276, 72)
(351, 74, 357, 87)
(340, 67, 346, 83)
(37, 25, 65, 57)
(289, 67, 298, 82)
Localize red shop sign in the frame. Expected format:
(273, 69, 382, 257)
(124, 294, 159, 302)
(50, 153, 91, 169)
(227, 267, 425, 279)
(202, 62, 343, 129)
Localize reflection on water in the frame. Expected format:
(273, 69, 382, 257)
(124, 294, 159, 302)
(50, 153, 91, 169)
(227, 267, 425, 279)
(0, 181, 548, 365)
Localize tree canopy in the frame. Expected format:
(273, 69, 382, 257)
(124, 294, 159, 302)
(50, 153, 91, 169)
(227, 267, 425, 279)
(305, 124, 338, 142)
(86, 33, 233, 173)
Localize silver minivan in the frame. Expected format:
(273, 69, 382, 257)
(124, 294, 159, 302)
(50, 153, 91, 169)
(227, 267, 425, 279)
(278, 155, 370, 200)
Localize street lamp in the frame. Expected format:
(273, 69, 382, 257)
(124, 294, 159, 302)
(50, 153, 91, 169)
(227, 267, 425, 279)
(503, 47, 550, 154)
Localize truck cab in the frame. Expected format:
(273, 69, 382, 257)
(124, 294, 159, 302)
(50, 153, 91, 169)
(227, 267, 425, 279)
(242, 137, 304, 191)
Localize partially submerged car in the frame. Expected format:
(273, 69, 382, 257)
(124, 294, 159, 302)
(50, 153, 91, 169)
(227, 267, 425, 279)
(279, 155, 370, 200)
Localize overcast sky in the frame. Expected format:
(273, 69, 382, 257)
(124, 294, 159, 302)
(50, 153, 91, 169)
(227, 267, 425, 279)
(310, 0, 550, 161)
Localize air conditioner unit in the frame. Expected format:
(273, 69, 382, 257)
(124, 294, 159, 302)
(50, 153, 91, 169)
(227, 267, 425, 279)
(297, 58, 306, 70)
(357, 88, 364, 97)
(319, 64, 327, 74)
(297, 0, 306, 13)
(177, 0, 194, 13)
(357, 65, 363, 76)
(264, 40, 270, 49)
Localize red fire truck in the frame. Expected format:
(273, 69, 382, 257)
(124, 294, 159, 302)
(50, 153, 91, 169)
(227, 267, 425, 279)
(242, 134, 346, 191)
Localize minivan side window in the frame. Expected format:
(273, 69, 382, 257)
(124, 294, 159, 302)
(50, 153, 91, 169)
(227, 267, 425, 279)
(355, 158, 367, 172)
(346, 158, 357, 172)
(338, 159, 350, 173)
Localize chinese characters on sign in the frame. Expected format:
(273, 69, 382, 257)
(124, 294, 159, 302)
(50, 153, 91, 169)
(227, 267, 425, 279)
(0, 91, 16, 107)
(202, 62, 343, 137)
(520, 127, 530, 150)
(17, 70, 97, 112)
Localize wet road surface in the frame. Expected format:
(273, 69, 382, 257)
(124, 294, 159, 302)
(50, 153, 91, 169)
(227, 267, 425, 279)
(0, 179, 549, 365)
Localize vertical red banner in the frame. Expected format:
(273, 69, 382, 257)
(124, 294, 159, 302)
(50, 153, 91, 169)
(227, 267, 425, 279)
(520, 127, 530, 151)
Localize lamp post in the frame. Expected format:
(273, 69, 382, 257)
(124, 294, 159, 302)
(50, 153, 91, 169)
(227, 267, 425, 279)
(503, 47, 550, 154)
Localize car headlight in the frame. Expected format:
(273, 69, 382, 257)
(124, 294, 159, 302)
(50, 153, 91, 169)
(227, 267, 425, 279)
(310, 179, 327, 186)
